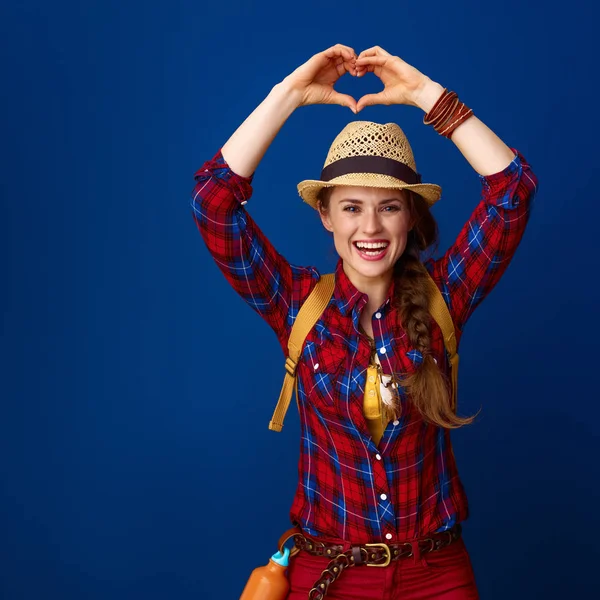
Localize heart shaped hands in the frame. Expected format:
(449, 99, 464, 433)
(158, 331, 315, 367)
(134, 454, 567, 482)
(285, 44, 359, 111)
(285, 44, 430, 113)
(355, 46, 430, 111)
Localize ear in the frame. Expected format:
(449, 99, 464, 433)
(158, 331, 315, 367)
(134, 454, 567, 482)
(318, 201, 334, 233)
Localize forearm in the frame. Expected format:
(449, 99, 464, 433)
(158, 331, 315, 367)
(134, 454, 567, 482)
(414, 80, 516, 177)
(221, 79, 302, 178)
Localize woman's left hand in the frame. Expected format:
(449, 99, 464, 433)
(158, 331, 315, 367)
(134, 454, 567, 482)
(355, 46, 430, 111)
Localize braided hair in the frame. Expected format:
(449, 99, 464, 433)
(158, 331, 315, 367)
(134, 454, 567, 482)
(317, 187, 475, 428)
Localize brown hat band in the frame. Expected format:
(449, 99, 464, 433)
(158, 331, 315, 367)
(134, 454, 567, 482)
(320, 156, 422, 184)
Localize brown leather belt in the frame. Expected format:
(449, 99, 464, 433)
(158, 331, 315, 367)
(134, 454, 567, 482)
(282, 524, 462, 600)
(294, 523, 461, 565)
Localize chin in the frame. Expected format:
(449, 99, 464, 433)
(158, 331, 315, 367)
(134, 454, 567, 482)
(348, 256, 395, 280)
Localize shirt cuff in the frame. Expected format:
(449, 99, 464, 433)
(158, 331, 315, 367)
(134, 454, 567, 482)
(193, 149, 254, 205)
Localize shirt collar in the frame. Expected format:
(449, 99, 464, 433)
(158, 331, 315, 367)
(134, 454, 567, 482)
(332, 258, 396, 317)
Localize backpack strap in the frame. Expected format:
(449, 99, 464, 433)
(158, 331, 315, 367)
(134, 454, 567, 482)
(268, 273, 336, 431)
(425, 273, 459, 412)
(268, 271, 459, 430)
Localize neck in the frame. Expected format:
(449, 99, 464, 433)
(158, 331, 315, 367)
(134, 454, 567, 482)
(342, 262, 394, 313)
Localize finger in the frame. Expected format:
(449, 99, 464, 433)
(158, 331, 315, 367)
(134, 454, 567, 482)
(358, 45, 391, 59)
(356, 56, 387, 78)
(358, 47, 376, 59)
(356, 92, 387, 112)
(337, 43, 357, 59)
(328, 53, 357, 77)
(336, 43, 357, 59)
(308, 56, 354, 81)
(323, 44, 357, 63)
(356, 62, 380, 76)
(322, 48, 357, 76)
(356, 62, 383, 78)
(325, 91, 358, 113)
(341, 57, 358, 76)
(356, 55, 389, 67)
(333, 55, 357, 75)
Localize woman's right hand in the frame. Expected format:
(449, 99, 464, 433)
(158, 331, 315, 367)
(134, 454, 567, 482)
(283, 44, 358, 113)
(220, 45, 358, 177)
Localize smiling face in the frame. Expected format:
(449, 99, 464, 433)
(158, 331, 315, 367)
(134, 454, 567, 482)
(318, 185, 413, 287)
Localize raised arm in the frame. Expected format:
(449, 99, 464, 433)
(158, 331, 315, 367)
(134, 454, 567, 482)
(413, 81, 516, 176)
(221, 44, 359, 177)
(354, 46, 538, 331)
(191, 45, 358, 349)
(355, 46, 517, 175)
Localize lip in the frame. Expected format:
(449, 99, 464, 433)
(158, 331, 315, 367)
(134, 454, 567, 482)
(353, 240, 390, 262)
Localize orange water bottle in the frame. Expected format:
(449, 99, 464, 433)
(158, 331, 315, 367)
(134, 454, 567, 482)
(239, 546, 290, 600)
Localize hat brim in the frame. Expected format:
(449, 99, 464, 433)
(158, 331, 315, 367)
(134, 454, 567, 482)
(297, 173, 442, 209)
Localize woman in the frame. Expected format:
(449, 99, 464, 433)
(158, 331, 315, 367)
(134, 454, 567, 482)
(191, 44, 537, 600)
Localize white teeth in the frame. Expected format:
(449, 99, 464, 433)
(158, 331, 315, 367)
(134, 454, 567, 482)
(355, 242, 388, 250)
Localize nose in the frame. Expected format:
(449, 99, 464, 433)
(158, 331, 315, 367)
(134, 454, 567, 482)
(362, 208, 383, 236)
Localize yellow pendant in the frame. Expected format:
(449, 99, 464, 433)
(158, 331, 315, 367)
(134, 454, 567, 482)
(364, 364, 382, 420)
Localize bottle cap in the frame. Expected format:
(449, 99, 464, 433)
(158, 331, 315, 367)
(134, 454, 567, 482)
(271, 547, 290, 567)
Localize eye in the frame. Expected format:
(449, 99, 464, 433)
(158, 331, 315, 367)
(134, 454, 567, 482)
(382, 205, 402, 212)
(343, 205, 359, 212)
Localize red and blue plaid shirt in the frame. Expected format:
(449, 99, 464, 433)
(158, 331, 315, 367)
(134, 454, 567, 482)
(191, 149, 538, 544)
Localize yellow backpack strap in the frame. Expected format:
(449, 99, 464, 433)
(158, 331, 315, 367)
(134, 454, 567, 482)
(425, 273, 459, 413)
(269, 273, 336, 431)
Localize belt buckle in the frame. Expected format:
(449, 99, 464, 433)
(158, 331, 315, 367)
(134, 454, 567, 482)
(364, 543, 391, 567)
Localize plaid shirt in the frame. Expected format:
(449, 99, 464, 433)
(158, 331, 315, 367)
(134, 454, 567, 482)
(191, 149, 538, 543)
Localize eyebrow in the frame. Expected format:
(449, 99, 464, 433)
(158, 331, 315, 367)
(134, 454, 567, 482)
(338, 198, 405, 205)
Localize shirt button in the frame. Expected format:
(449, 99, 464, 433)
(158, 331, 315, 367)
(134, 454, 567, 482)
(375, 454, 382, 461)
(368, 375, 376, 383)
(375, 312, 382, 319)
(314, 363, 319, 370)
(379, 347, 386, 355)
(380, 493, 387, 501)
(433, 358, 438, 364)
(385, 533, 393, 540)
(392, 420, 400, 426)
(369, 389, 376, 397)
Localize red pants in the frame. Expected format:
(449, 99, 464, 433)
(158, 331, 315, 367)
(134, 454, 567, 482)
(287, 538, 479, 599)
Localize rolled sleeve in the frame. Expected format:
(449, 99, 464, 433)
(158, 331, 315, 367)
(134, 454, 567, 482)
(193, 149, 254, 206)
(479, 149, 535, 210)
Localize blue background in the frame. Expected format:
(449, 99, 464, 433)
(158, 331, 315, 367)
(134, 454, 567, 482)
(2, 0, 599, 598)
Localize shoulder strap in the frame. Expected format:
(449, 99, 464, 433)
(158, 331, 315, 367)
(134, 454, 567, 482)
(269, 273, 336, 431)
(269, 271, 459, 430)
(424, 273, 459, 412)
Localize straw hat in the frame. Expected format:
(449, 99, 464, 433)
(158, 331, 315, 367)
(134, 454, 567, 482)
(297, 121, 442, 209)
